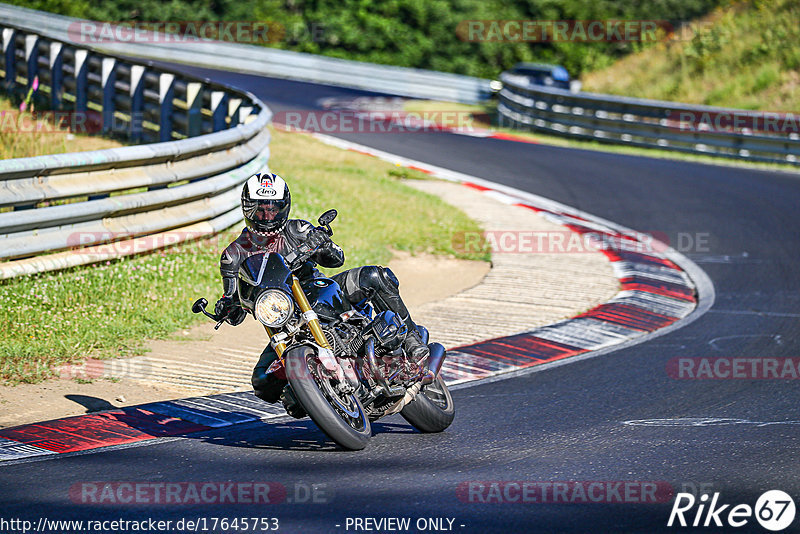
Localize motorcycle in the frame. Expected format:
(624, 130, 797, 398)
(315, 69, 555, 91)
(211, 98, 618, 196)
(192, 209, 454, 450)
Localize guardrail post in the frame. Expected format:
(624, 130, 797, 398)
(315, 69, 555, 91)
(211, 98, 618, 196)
(210, 90, 228, 131)
(129, 64, 145, 142)
(228, 97, 242, 125)
(49, 42, 63, 109)
(2, 29, 16, 91)
(158, 72, 175, 142)
(185, 81, 202, 137)
(101, 57, 116, 134)
(73, 49, 88, 112)
(238, 105, 253, 124)
(24, 34, 38, 90)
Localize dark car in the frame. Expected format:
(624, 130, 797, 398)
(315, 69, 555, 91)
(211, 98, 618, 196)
(501, 62, 581, 93)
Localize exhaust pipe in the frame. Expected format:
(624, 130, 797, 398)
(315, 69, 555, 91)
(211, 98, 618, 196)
(385, 343, 445, 414)
(365, 337, 405, 397)
(422, 343, 446, 385)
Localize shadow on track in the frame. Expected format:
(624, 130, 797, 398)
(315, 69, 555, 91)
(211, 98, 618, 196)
(179, 419, 419, 452)
(64, 394, 117, 413)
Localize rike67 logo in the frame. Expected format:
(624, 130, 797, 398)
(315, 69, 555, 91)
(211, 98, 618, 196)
(668, 490, 796, 531)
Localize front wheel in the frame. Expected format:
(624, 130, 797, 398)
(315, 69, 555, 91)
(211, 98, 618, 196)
(400, 376, 455, 433)
(284, 345, 371, 450)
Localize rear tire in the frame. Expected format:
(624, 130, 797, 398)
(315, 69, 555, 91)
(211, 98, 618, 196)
(400, 376, 455, 433)
(284, 345, 371, 450)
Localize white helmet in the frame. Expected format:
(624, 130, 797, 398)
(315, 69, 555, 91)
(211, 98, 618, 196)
(241, 172, 291, 235)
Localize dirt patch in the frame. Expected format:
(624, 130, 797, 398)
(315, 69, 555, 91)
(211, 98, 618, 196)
(0, 379, 196, 429)
(389, 249, 490, 310)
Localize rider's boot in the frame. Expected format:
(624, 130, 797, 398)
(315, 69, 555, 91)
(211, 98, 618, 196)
(281, 385, 307, 419)
(403, 325, 430, 363)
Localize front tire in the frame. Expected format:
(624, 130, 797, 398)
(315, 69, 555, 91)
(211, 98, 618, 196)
(400, 376, 455, 433)
(284, 345, 371, 450)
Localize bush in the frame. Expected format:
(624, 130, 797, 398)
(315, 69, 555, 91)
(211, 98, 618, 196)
(9, 0, 725, 78)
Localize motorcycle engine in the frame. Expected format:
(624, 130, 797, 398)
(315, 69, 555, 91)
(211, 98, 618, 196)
(322, 322, 362, 358)
(365, 311, 407, 351)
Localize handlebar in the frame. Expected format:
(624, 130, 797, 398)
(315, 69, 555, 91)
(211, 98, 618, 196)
(191, 298, 226, 330)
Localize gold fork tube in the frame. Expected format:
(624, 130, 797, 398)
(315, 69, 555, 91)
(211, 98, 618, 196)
(291, 276, 332, 350)
(263, 325, 286, 357)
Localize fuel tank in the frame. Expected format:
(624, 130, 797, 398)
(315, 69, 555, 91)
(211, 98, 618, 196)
(301, 277, 352, 322)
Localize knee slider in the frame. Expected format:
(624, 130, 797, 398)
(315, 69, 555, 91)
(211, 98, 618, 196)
(251, 367, 270, 390)
(251, 346, 278, 388)
(359, 265, 399, 294)
(381, 267, 400, 290)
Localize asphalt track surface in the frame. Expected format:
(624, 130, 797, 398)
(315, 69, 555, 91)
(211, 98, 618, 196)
(2, 67, 799, 533)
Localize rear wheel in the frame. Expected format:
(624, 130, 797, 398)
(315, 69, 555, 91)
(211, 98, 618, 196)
(284, 345, 371, 450)
(400, 376, 455, 433)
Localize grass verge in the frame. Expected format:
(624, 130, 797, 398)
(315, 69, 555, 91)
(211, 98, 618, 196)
(0, 125, 488, 384)
(0, 96, 123, 159)
(582, 0, 800, 111)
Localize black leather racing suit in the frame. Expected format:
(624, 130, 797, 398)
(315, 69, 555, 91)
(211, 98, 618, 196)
(220, 219, 345, 300)
(219, 220, 420, 402)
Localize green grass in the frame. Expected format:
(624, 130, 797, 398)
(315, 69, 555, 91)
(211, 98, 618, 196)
(0, 126, 488, 384)
(267, 127, 490, 269)
(582, 0, 800, 111)
(0, 96, 122, 159)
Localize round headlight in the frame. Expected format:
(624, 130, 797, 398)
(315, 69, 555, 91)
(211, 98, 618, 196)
(254, 290, 294, 327)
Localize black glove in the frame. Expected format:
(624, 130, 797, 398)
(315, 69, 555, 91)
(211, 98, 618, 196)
(226, 307, 247, 326)
(288, 228, 328, 269)
(214, 296, 235, 318)
(305, 227, 328, 251)
(215, 296, 246, 326)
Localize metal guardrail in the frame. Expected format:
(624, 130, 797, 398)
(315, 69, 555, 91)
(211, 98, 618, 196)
(498, 73, 800, 166)
(0, 3, 492, 104)
(0, 22, 272, 279)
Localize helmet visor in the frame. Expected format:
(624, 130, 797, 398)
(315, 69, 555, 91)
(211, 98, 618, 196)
(243, 197, 289, 232)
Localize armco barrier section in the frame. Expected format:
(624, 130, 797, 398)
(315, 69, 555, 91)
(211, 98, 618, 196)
(0, 4, 492, 104)
(498, 73, 800, 166)
(0, 22, 272, 279)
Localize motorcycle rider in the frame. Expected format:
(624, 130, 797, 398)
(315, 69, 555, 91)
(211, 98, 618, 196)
(214, 172, 430, 403)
